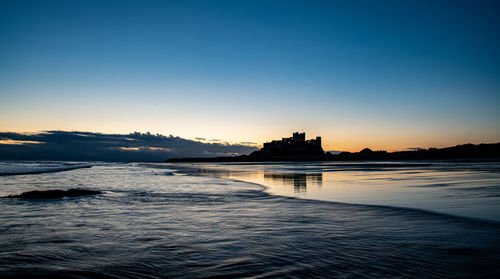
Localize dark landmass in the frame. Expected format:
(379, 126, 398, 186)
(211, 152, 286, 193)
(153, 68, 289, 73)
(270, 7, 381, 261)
(325, 143, 500, 161)
(5, 189, 102, 199)
(167, 132, 500, 162)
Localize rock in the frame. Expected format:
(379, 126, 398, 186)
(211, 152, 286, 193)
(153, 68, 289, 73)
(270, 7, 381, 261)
(6, 188, 102, 199)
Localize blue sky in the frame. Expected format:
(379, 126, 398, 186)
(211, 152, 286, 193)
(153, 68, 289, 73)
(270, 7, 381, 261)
(1, 0, 499, 151)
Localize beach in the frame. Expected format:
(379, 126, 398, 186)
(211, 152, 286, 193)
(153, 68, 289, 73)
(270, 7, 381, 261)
(1, 161, 499, 278)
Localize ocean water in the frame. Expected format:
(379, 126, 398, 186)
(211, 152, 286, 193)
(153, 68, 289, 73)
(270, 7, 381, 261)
(163, 161, 500, 222)
(1, 161, 500, 278)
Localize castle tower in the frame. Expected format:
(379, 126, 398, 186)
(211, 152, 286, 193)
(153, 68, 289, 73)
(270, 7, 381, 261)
(293, 132, 305, 142)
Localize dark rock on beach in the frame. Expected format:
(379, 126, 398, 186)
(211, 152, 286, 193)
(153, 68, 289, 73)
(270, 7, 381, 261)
(5, 188, 102, 199)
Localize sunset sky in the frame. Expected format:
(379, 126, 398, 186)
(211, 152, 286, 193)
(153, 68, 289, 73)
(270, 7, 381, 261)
(1, 0, 499, 152)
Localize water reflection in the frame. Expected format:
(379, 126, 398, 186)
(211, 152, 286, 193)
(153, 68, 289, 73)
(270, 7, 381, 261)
(264, 172, 322, 193)
(166, 164, 324, 194)
(162, 162, 500, 222)
(3, 163, 500, 278)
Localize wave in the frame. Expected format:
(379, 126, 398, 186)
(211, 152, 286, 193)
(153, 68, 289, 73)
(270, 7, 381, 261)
(0, 163, 92, 176)
(165, 162, 500, 223)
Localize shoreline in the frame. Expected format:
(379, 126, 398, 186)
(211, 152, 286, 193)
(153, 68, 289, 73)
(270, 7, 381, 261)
(161, 161, 500, 223)
(169, 164, 500, 225)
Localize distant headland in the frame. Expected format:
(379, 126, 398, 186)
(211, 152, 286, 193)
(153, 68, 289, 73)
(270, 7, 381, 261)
(166, 132, 500, 162)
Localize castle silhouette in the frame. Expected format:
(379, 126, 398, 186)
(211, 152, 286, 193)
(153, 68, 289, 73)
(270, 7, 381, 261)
(250, 132, 324, 158)
(166, 132, 500, 162)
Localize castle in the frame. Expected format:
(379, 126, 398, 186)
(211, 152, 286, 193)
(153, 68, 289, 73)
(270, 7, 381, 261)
(167, 131, 326, 162)
(255, 132, 324, 158)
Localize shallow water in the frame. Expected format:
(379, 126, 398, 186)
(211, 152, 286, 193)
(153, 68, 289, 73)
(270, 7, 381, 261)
(163, 161, 500, 222)
(1, 162, 500, 278)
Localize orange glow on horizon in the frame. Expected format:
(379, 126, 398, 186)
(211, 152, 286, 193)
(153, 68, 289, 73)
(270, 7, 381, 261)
(0, 139, 43, 145)
(0, 127, 498, 153)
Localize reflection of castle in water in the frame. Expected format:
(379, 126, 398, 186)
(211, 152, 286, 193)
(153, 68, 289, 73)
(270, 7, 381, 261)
(264, 172, 323, 193)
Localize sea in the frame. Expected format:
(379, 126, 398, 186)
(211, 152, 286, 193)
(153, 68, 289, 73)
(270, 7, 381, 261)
(1, 160, 500, 278)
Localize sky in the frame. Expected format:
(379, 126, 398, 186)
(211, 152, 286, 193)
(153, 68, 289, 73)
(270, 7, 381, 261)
(1, 0, 499, 152)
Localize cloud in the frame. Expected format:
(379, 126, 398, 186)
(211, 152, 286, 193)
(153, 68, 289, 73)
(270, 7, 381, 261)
(0, 131, 258, 162)
(239, 141, 257, 145)
(0, 139, 43, 145)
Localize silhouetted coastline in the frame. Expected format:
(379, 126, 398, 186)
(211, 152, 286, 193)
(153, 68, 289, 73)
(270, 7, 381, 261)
(325, 143, 500, 161)
(167, 133, 500, 162)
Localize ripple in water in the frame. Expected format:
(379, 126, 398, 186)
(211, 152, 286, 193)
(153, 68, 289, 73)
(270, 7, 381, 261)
(0, 162, 499, 278)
